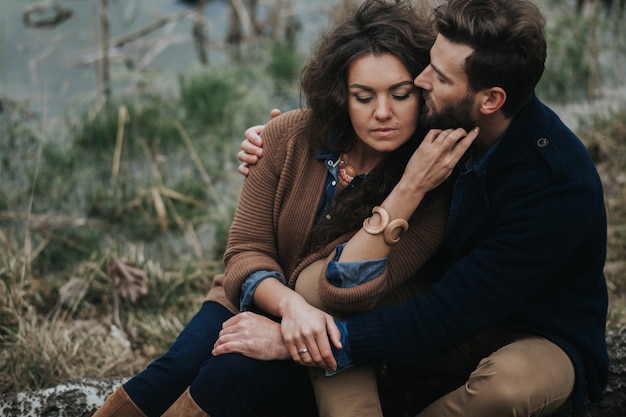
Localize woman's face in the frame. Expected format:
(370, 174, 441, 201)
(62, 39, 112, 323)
(347, 54, 420, 154)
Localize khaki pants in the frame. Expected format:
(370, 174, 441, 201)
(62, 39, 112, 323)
(415, 334, 574, 417)
(308, 365, 383, 417)
(295, 260, 384, 417)
(295, 262, 575, 417)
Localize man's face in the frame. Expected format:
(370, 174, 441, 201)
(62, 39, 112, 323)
(414, 34, 479, 132)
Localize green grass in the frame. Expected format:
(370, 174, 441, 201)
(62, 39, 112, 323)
(0, 39, 299, 391)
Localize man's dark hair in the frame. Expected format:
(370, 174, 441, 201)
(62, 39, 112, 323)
(433, 0, 547, 116)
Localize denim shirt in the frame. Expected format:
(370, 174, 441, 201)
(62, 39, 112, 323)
(445, 133, 505, 247)
(238, 149, 386, 312)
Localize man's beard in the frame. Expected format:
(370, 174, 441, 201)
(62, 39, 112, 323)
(420, 92, 476, 133)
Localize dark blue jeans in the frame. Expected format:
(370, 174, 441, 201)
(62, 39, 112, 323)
(124, 302, 315, 417)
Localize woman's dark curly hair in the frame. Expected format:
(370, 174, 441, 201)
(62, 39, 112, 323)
(299, 0, 435, 254)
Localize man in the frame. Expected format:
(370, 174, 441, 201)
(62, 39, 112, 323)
(214, 0, 609, 415)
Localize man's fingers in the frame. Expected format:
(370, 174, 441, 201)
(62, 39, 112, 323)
(212, 335, 239, 355)
(269, 108, 282, 119)
(240, 135, 264, 157)
(244, 124, 264, 141)
(237, 150, 259, 165)
(237, 162, 251, 176)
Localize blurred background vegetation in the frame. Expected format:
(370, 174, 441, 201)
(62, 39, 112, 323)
(0, 0, 625, 394)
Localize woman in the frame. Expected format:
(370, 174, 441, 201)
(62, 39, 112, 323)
(93, 1, 472, 416)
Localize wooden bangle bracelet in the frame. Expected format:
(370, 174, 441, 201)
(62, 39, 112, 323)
(363, 206, 409, 245)
(383, 218, 409, 245)
(363, 206, 390, 235)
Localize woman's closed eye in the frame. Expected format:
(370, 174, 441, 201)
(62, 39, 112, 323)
(352, 90, 413, 104)
(354, 94, 374, 103)
(391, 92, 413, 101)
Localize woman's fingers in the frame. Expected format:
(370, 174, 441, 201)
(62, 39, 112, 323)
(284, 321, 336, 369)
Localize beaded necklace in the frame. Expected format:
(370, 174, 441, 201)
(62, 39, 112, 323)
(338, 155, 357, 186)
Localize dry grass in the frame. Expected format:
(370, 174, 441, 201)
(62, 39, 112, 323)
(0, 0, 624, 397)
(586, 110, 626, 331)
(0, 83, 251, 393)
(0, 237, 222, 393)
(2, 110, 625, 395)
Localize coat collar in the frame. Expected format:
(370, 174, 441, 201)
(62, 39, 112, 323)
(484, 94, 553, 173)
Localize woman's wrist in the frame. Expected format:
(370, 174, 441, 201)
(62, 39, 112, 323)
(256, 277, 299, 318)
(394, 177, 428, 206)
(274, 289, 307, 318)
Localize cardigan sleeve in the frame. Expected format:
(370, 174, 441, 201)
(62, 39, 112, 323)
(289, 180, 451, 314)
(222, 110, 309, 308)
(319, 182, 450, 313)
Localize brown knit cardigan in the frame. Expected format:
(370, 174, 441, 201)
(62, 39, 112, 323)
(204, 109, 451, 315)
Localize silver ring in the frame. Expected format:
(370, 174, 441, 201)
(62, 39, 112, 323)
(298, 348, 308, 354)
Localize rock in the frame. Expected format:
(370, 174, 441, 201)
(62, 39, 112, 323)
(0, 377, 126, 417)
(575, 332, 626, 416)
(22, 1, 74, 29)
(2, 333, 626, 417)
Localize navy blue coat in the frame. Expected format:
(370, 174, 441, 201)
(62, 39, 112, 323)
(346, 95, 609, 413)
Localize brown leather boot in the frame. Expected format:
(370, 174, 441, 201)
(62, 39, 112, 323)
(92, 385, 147, 417)
(161, 387, 209, 417)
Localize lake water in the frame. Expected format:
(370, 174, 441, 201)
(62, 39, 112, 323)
(1, 0, 623, 125)
(0, 0, 334, 118)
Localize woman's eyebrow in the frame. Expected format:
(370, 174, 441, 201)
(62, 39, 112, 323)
(349, 80, 414, 91)
(389, 80, 415, 90)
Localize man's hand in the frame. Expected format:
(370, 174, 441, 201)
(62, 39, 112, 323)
(237, 109, 281, 176)
(212, 312, 290, 361)
(212, 309, 342, 371)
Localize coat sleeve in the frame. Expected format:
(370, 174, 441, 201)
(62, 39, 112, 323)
(346, 177, 606, 364)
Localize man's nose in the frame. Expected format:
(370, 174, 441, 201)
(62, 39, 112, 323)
(414, 66, 432, 90)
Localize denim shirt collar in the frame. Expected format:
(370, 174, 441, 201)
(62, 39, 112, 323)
(315, 149, 367, 186)
(459, 128, 508, 178)
(313, 149, 366, 225)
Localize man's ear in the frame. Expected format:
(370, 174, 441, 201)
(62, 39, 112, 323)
(478, 87, 506, 115)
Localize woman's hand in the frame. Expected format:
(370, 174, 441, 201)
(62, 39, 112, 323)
(279, 295, 341, 370)
(401, 127, 479, 197)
